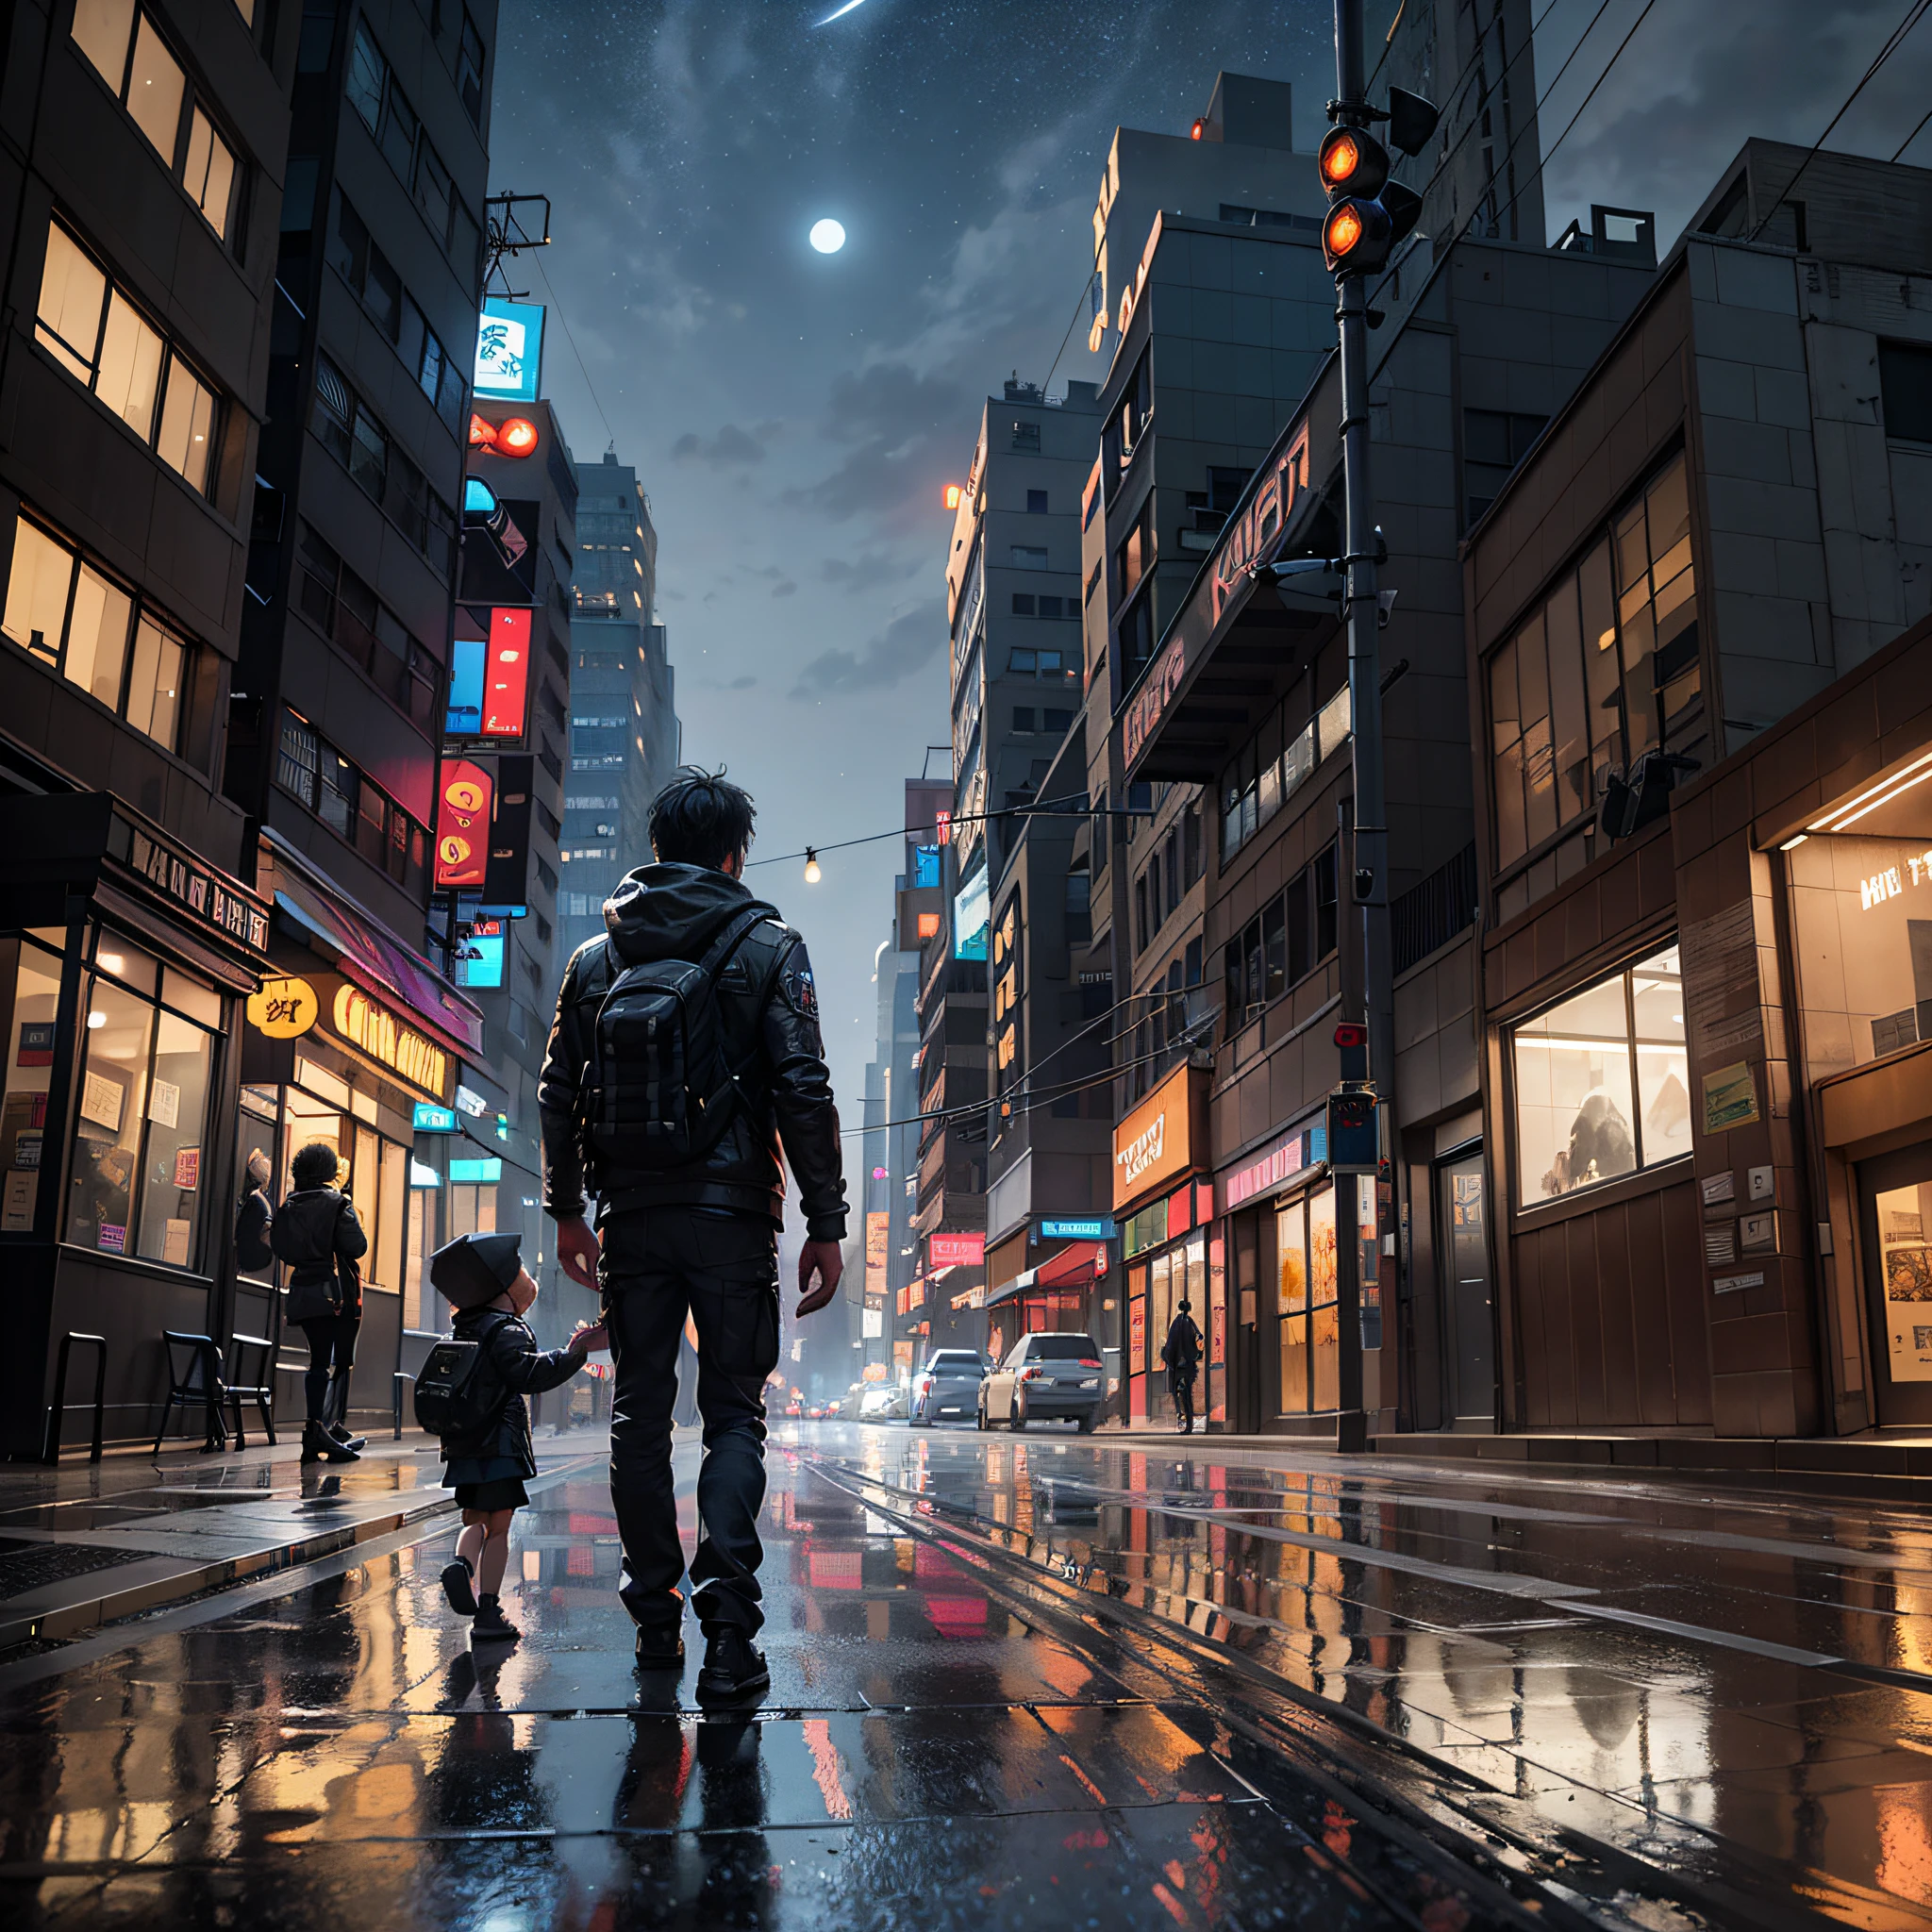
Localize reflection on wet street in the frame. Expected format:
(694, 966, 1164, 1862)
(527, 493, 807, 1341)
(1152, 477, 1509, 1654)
(4, 1424, 1931, 1927)
(821, 1424, 1932, 1930)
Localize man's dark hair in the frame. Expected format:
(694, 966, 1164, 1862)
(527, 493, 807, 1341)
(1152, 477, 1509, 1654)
(649, 768, 758, 870)
(292, 1141, 340, 1188)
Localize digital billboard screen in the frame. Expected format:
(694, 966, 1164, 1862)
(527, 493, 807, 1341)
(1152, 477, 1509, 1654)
(474, 298, 545, 403)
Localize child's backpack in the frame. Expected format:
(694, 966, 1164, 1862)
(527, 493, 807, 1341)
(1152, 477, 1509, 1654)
(583, 906, 775, 1174)
(414, 1317, 508, 1439)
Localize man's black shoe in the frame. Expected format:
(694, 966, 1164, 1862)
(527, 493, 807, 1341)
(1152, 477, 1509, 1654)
(635, 1628, 686, 1671)
(329, 1423, 369, 1452)
(696, 1631, 769, 1704)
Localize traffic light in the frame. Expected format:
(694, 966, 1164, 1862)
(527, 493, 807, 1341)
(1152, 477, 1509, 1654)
(1318, 87, 1438, 278)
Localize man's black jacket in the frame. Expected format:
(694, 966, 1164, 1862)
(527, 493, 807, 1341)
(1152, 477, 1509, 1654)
(537, 862, 848, 1242)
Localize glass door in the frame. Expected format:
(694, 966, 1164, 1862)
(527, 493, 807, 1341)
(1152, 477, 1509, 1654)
(1860, 1141, 1932, 1427)
(1439, 1151, 1495, 1425)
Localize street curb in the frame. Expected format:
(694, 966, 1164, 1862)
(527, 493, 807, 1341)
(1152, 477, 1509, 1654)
(0, 1489, 462, 1651)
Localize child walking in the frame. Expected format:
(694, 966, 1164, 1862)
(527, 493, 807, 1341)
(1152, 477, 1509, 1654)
(425, 1231, 604, 1641)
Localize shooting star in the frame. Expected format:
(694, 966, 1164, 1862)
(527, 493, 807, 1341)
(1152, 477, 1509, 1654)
(814, 0, 869, 22)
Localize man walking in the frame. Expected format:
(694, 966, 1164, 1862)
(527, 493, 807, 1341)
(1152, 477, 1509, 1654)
(538, 769, 846, 1703)
(1164, 1299, 1203, 1435)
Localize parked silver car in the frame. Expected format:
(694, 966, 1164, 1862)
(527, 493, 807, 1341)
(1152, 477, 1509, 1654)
(910, 1349, 987, 1425)
(978, 1332, 1105, 1432)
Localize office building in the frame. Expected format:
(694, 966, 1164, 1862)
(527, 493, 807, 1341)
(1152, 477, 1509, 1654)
(0, 0, 291, 1451)
(560, 449, 675, 965)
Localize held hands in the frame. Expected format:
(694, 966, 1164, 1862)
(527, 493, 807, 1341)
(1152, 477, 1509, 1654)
(569, 1320, 608, 1357)
(796, 1240, 843, 1319)
(556, 1214, 601, 1290)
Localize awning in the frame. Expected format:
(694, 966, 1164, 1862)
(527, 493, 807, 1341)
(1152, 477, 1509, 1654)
(985, 1241, 1107, 1307)
(260, 830, 484, 1057)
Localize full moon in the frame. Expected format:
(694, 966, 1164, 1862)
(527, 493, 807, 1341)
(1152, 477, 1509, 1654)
(808, 219, 846, 254)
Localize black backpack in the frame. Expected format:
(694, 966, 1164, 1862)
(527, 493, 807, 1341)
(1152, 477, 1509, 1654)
(414, 1316, 509, 1440)
(583, 906, 776, 1175)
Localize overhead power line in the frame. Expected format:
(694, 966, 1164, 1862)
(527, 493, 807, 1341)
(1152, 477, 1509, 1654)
(1748, 0, 1932, 239)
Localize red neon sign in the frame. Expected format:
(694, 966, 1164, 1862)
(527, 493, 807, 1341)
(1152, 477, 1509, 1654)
(482, 608, 530, 738)
(434, 759, 492, 890)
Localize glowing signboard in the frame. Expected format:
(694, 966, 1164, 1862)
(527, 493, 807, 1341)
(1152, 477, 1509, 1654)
(434, 760, 492, 891)
(474, 297, 545, 403)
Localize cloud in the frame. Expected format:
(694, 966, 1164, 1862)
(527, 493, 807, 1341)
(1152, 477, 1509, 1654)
(790, 597, 946, 698)
(821, 550, 922, 594)
(670, 422, 768, 465)
(772, 580, 797, 597)
(784, 362, 968, 525)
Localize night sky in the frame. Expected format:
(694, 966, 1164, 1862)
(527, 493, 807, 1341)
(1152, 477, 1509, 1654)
(488, 0, 1930, 1178)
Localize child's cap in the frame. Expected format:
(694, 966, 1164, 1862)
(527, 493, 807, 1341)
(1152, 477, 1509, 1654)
(430, 1231, 523, 1310)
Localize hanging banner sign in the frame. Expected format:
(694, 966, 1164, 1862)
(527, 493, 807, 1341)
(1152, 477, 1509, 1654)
(435, 760, 493, 890)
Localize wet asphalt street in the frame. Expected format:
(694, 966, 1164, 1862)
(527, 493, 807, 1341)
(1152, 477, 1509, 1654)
(5, 1423, 1932, 1930)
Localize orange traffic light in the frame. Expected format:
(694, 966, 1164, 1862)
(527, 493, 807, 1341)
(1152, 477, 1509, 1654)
(1324, 202, 1369, 262)
(1318, 125, 1388, 198)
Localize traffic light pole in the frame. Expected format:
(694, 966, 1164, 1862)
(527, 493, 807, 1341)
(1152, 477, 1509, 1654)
(1330, 0, 1391, 1455)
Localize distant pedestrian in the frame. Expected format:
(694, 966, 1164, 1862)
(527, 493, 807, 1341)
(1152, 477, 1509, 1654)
(538, 767, 847, 1703)
(1164, 1300, 1203, 1435)
(270, 1141, 368, 1464)
(418, 1231, 604, 1642)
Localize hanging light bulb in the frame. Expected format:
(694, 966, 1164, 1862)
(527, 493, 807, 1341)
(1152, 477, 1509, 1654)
(803, 847, 822, 884)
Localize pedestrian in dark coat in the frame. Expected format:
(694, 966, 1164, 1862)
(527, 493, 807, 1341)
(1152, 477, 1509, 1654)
(1164, 1300, 1204, 1434)
(429, 1231, 604, 1641)
(269, 1141, 368, 1463)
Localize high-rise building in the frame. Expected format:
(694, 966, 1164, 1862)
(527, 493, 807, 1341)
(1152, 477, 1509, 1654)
(437, 394, 577, 1354)
(0, 0, 291, 1453)
(220, 0, 498, 1424)
(922, 379, 1099, 1336)
(1116, 34, 1659, 1434)
(560, 449, 675, 968)
(874, 779, 946, 1384)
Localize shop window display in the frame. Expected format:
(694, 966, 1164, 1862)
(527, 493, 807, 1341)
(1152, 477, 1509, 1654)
(1788, 831, 1932, 1076)
(1512, 943, 1689, 1208)
(65, 939, 219, 1266)
(0, 934, 65, 1231)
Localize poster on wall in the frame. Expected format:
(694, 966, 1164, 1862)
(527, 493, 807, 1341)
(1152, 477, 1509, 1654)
(162, 1219, 192, 1267)
(174, 1147, 200, 1191)
(1700, 1061, 1761, 1135)
(2, 1170, 36, 1230)
(148, 1079, 180, 1129)
(1129, 1296, 1146, 1375)
(81, 1070, 125, 1134)
(1878, 1181, 1932, 1382)
(16, 1023, 52, 1068)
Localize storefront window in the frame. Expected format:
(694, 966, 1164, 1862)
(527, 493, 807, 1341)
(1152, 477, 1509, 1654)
(1308, 1185, 1339, 1411)
(0, 934, 64, 1231)
(132, 1007, 213, 1265)
(65, 943, 220, 1265)
(1512, 943, 1689, 1208)
(1788, 831, 1932, 1076)
(1277, 1194, 1308, 1411)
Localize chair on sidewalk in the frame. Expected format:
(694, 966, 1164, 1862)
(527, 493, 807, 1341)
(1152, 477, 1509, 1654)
(152, 1331, 227, 1457)
(225, 1334, 277, 1450)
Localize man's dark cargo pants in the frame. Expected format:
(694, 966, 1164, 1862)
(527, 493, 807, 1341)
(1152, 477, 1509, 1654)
(599, 1208, 781, 1640)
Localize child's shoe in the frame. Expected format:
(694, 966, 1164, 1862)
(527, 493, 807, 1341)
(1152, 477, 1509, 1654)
(472, 1592, 520, 1642)
(441, 1556, 478, 1617)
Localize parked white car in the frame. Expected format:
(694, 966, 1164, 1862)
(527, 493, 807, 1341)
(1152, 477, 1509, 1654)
(977, 1332, 1105, 1432)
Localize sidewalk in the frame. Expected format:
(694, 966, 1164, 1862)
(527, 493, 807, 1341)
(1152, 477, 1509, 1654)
(1088, 1421, 1932, 1498)
(0, 1430, 599, 1651)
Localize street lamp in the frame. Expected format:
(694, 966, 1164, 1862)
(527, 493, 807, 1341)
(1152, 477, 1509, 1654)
(804, 847, 822, 884)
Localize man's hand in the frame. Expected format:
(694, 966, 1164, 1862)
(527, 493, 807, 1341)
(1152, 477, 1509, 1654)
(795, 1240, 843, 1318)
(556, 1214, 601, 1290)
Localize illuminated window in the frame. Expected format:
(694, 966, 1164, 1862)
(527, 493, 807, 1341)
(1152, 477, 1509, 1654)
(71, 0, 241, 242)
(1511, 944, 1689, 1208)
(1, 513, 188, 751)
(37, 222, 220, 498)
